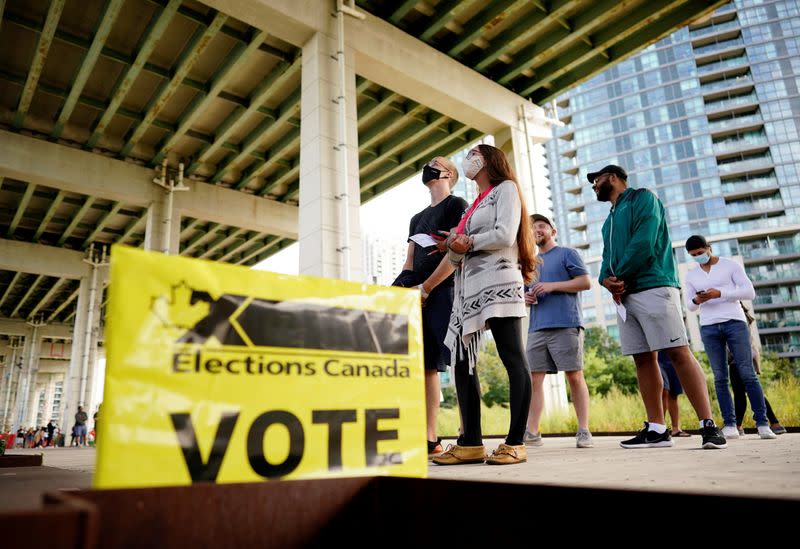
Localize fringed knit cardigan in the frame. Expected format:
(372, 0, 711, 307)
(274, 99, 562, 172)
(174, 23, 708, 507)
(444, 180, 526, 373)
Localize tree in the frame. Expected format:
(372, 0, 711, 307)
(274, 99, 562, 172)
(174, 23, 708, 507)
(441, 385, 458, 409)
(583, 348, 638, 396)
(584, 326, 622, 361)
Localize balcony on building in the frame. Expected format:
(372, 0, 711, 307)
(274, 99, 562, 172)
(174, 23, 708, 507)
(741, 232, 800, 265)
(753, 286, 800, 311)
(556, 97, 570, 118)
(558, 128, 575, 142)
(563, 191, 585, 213)
(721, 172, 779, 200)
(562, 175, 582, 195)
(726, 196, 784, 222)
(712, 129, 770, 159)
(754, 308, 800, 333)
(571, 229, 590, 250)
(729, 214, 793, 233)
(705, 90, 759, 118)
(689, 13, 740, 42)
(560, 145, 577, 159)
(700, 69, 754, 101)
(707, 109, 763, 138)
(561, 157, 579, 176)
(696, 50, 748, 82)
(568, 210, 588, 231)
(566, 193, 586, 212)
(717, 150, 774, 179)
(693, 33, 744, 60)
(760, 342, 800, 358)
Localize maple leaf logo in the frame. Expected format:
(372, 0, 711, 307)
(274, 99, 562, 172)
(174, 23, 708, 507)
(150, 281, 210, 338)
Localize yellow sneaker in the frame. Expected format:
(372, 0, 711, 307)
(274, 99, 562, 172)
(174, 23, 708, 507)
(431, 444, 486, 465)
(485, 443, 527, 465)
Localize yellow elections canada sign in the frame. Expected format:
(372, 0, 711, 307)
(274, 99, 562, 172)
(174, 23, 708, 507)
(95, 246, 426, 488)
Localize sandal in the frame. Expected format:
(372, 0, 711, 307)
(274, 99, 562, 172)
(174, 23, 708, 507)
(671, 430, 692, 437)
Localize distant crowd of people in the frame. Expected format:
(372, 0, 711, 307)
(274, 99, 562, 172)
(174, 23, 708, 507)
(396, 148, 786, 466)
(6, 404, 100, 449)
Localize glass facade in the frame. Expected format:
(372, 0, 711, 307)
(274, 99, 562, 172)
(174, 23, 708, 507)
(547, 0, 800, 357)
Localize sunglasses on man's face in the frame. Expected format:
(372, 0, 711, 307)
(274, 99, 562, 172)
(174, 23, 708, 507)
(592, 174, 611, 186)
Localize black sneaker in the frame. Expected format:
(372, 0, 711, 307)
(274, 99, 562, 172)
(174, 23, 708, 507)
(427, 437, 443, 456)
(700, 420, 727, 449)
(620, 422, 674, 449)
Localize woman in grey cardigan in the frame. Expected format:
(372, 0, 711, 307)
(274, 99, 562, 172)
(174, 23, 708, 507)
(433, 144, 537, 466)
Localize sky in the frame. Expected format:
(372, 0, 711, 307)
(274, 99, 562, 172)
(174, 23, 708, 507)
(252, 173, 435, 275)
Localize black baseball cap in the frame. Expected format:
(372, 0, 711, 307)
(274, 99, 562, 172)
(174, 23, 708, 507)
(531, 214, 554, 228)
(685, 235, 709, 250)
(587, 164, 627, 183)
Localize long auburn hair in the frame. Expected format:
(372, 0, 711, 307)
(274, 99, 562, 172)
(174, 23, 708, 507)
(477, 144, 537, 284)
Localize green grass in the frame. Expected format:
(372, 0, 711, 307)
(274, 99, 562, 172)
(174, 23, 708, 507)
(436, 376, 800, 436)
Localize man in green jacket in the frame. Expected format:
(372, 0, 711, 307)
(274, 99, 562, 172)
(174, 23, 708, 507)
(590, 164, 726, 450)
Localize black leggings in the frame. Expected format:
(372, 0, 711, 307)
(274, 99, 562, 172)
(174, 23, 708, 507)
(455, 316, 531, 446)
(730, 362, 779, 425)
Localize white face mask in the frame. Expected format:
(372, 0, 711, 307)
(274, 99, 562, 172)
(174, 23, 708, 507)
(461, 152, 484, 180)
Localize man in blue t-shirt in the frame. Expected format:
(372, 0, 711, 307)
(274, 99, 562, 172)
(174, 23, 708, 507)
(524, 214, 593, 448)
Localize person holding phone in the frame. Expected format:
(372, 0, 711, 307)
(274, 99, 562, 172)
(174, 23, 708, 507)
(433, 144, 536, 466)
(683, 235, 776, 440)
(393, 156, 467, 457)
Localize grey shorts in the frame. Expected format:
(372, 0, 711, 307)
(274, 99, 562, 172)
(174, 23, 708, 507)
(526, 327, 584, 373)
(618, 286, 688, 356)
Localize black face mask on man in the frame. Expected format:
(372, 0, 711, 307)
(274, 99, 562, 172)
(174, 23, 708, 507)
(422, 164, 442, 184)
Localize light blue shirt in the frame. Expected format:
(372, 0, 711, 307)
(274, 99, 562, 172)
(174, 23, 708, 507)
(529, 246, 588, 331)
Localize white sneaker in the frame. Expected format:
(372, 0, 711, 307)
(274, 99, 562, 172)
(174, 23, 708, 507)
(721, 425, 740, 439)
(523, 430, 543, 447)
(576, 430, 594, 448)
(757, 426, 777, 439)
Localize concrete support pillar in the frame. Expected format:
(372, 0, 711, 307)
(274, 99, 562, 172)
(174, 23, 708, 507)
(82, 281, 104, 416)
(24, 331, 49, 427)
(0, 344, 8, 423)
(298, 21, 363, 280)
(1, 341, 21, 431)
(37, 374, 52, 426)
(14, 328, 41, 429)
(63, 277, 90, 435)
(543, 372, 569, 412)
(27, 379, 44, 427)
(494, 125, 551, 217)
(144, 190, 181, 254)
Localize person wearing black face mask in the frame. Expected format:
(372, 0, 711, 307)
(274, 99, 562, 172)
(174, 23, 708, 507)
(393, 156, 467, 457)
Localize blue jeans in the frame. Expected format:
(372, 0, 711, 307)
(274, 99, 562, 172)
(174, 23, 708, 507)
(700, 319, 768, 426)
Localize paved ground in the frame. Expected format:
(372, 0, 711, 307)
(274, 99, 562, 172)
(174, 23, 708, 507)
(1, 447, 95, 512)
(430, 433, 800, 500)
(2, 433, 798, 512)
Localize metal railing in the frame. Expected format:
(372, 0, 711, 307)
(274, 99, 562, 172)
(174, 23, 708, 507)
(720, 175, 777, 195)
(718, 156, 773, 175)
(708, 113, 762, 133)
(690, 19, 740, 39)
(705, 93, 759, 113)
(694, 36, 744, 56)
(697, 55, 749, 76)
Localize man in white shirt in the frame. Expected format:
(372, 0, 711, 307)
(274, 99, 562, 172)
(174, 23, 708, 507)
(683, 235, 776, 440)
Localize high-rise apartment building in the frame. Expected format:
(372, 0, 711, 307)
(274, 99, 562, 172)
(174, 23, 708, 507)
(547, 0, 800, 357)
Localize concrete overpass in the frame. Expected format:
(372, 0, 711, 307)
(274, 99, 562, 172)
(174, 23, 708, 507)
(0, 0, 726, 432)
